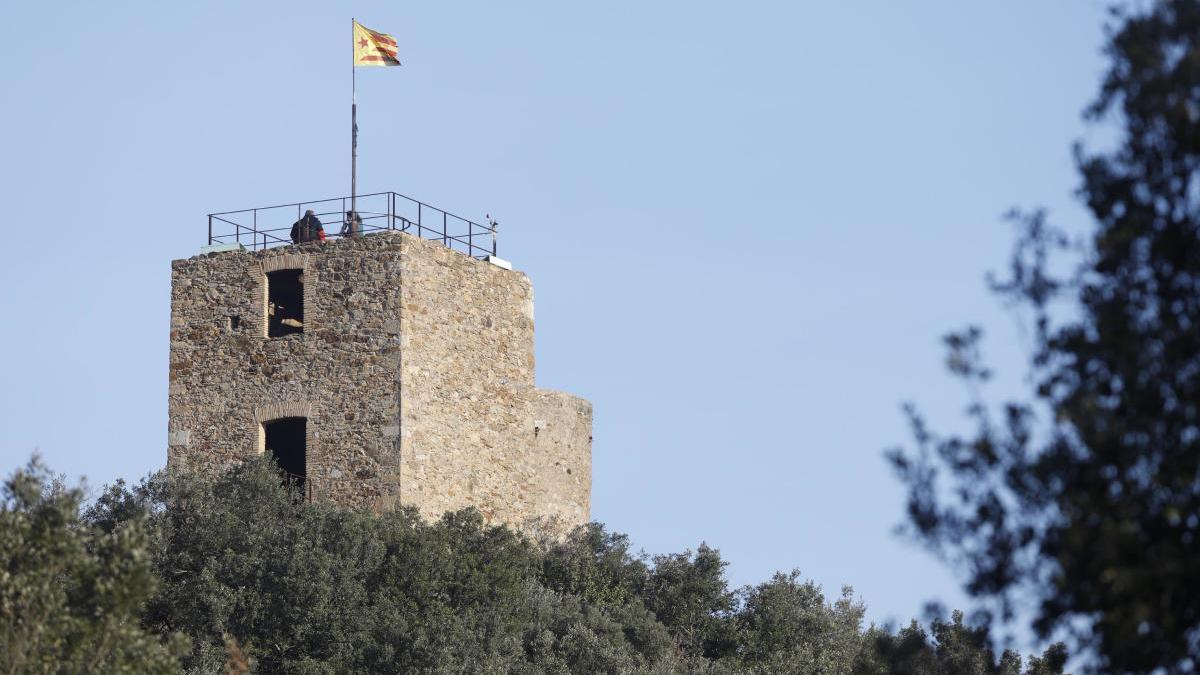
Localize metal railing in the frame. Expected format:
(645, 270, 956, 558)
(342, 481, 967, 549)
(207, 191, 498, 259)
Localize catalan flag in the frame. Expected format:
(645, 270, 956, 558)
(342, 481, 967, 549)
(354, 21, 400, 67)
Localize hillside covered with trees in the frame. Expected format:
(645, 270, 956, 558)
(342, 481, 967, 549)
(1, 456, 1066, 674)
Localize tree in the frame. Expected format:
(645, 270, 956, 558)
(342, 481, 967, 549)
(0, 457, 185, 674)
(640, 545, 737, 659)
(890, 1, 1200, 671)
(3, 453, 1067, 673)
(93, 457, 681, 673)
(853, 613, 1068, 675)
(734, 572, 864, 674)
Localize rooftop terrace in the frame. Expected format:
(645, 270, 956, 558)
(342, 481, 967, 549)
(207, 192, 498, 260)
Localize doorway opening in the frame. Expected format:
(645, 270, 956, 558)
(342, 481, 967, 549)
(263, 417, 306, 491)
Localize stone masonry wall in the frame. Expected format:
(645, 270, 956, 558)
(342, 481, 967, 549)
(167, 232, 591, 530)
(397, 237, 591, 527)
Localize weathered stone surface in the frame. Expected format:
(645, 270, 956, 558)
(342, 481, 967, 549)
(167, 232, 591, 531)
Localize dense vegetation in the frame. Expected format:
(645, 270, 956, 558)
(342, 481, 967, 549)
(890, 2, 1200, 672)
(1, 456, 1066, 674)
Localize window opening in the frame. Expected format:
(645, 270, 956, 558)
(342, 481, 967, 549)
(263, 417, 306, 490)
(267, 269, 304, 337)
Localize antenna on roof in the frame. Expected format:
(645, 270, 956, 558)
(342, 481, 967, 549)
(486, 214, 499, 258)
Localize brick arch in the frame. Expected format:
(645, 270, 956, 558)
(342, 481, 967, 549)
(259, 253, 309, 275)
(254, 400, 315, 423)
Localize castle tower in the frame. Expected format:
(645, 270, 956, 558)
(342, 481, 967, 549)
(167, 229, 591, 530)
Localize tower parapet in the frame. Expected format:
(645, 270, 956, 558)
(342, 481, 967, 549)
(168, 220, 591, 530)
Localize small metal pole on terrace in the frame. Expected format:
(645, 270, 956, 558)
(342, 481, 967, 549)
(207, 215, 213, 245)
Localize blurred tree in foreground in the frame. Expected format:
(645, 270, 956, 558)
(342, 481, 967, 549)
(890, 1, 1200, 671)
(2, 455, 1067, 673)
(0, 458, 185, 674)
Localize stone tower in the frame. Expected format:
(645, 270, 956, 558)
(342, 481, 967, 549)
(167, 231, 591, 530)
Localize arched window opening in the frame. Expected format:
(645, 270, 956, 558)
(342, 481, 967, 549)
(263, 417, 306, 490)
(267, 269, 304, 337)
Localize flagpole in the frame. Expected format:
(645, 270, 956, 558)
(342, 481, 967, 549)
(351, 18, 358, 223)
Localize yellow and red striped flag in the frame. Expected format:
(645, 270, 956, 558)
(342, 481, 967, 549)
(354, 21, 400, 67)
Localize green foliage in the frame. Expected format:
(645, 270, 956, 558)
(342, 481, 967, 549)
(735, 572, 863, 673)
(1, 455, 1068, 673)
(540, 523, 647, 608)
(0, 457, 185, 675)
(854, 613, 1067, 675)
(107, 458, 676, 674)
(889, 2, 1200, 671)
(641, 545, 737, 659)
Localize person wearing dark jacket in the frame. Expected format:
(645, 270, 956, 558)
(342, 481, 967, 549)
(290, 210, 324, 244)
(340, 210, 363, 239)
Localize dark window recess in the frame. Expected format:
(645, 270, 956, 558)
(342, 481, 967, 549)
(228, 315, 241, 331)
(267, 269, 304, 337)
(264, 417, 306, 489)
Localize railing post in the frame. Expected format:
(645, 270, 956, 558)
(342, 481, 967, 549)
(443, 212, 447, 247)
(208, 215, 212, 245)
(492, 226, 497, 257)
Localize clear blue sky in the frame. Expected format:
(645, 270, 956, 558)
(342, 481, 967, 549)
(0, 0, 1109, 645)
